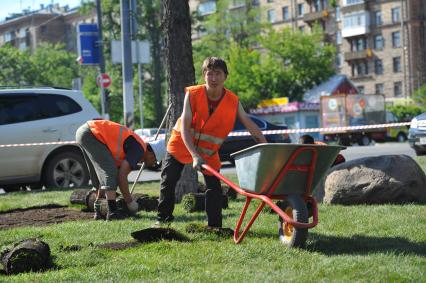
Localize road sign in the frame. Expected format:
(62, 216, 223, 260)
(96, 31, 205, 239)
(77, 24, 100, 65)
(96, 73, 112, 88)
(111, 40, 151, 64)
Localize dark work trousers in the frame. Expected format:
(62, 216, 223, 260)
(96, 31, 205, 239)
(157, 152, 223, 227)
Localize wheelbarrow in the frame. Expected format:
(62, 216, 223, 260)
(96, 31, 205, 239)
(202, 143, 345, 248)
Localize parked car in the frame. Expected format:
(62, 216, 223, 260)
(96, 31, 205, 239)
(0, 87, 101, 192)
(219, 115, 290, 164)
(408, 112, 426, 156)
(134, 128, 165, 140)
(385, 111, 408, 142)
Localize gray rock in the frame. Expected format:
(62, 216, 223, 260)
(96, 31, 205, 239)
(319, 155, 426, 205)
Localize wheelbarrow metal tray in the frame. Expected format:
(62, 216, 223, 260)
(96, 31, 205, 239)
(231, 143, 344, 196)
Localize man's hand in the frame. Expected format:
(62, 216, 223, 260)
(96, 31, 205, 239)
(192, 154, 205, 171)
(127, 199, 139, 215)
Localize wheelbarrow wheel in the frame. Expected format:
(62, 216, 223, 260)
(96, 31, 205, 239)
(278, 195, 308, 248)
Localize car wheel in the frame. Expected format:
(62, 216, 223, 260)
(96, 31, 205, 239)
(396, 133, 406, 142)
(358, 135, 371, 146)
(415, 149, 426, 156)
(44, 151, 89, 189)
(2, 185, 21, 193)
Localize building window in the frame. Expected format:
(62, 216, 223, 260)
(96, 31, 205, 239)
(394, 81, 402, 97)
(336, 6, 341, 21)
(375, 83, 384, 94)
(314, 0, 321, 12)
(345, 0, 364, 6)
(336, 31, 342, 45)
(352, 62, 369, 77)
(375, 59, 383, 75)
(374, 11, 382, 26)
(358, 85, 365, 94)
(336, 53, 343, 68)
(351, 37, 367, 51)
(267, 9, 276, 23)
(40, 25, 47, 35)
(392, 7, 401, 23)
(267, 0, 274, 3)
(374, 34, 384, 50)
(343, 12, 367, 29)
(392, 31, 401, 48)
(393, 57, 401, 72)
(198, 1, 216, 16)
(297, 3, 304, 17)
(282, 6, 289, 20)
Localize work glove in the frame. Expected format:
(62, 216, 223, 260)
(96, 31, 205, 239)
(192, 155, 205, 171)
(127, 199, 139, 215)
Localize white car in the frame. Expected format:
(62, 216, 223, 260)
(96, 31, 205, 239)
(134, 128, 165, 140)
(0, 88, 100, 192)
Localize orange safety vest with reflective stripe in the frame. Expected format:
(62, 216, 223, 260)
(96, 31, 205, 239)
(167, 85, 239, 172)
(87, 120, 147, 167)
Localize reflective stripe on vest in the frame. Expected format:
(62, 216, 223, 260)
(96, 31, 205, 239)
(115, 126, 125, 164)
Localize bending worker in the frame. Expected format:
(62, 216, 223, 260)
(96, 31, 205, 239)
(156, 56, 267, 228)
(76, 120, 166, 221)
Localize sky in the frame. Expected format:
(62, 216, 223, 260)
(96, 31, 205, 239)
(0, 0, 83, 22)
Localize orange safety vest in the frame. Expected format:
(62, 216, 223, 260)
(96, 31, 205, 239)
(87, 120, 147, 167)
(168, 85, 239, 173)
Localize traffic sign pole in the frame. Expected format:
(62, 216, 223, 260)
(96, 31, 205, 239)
(96, 0, 108, 119)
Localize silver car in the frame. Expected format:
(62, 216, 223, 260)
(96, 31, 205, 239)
(0, 88, 100, 192)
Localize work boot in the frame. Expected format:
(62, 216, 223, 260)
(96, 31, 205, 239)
(152, 218, 172, 228)
(106, 209, 127, 221)
(93, 200, 103, 220)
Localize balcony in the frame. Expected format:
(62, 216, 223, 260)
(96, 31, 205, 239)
(341, 2, 367, 14)
(342, 11, 370, 37)
(303, 9, 331, 23)
(344, 49, 373, 61)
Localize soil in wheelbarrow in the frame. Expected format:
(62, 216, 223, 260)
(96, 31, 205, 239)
(0, 204, 93, 230)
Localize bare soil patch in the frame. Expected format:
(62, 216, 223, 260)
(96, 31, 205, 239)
(0, 204, 93, 230)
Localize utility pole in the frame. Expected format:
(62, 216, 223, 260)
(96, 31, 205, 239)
(130, 0, 144, 129)
(96, 0, 108, 119)
(121, 0, 134, 129)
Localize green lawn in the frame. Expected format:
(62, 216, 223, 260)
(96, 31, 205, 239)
(0, 157, 425, 282)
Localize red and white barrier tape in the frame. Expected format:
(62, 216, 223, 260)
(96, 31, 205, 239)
(0, 122, 410, 147)
(228, 122, 411, 136)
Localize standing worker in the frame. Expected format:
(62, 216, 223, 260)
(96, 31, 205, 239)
(156, 57, 267, 228)
(76, 120, 166, 221)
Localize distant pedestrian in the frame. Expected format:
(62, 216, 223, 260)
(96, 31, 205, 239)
(156, 56, 267, 228)
(76, 120, 166, 220)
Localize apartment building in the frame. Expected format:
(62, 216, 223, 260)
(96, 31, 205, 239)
(189, 0, 426, 100)
(0, 3, 96, 52)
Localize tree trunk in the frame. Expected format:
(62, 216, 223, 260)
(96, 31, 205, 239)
(162, 0, 198, 203)
(1, 238, 52, 275)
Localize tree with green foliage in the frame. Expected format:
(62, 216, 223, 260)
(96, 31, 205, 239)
(192, 1, 335, 108)
(0, 44, 34, 85)
(0, 43, 79, 88)
(258, 27, 335, 103)
(412, 84, 426, 111)
(192, 0, 266, 82)
(387, 104, 424, 122)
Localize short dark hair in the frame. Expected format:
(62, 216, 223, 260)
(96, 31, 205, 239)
(201, 57, 228, 77)
(299, 134, 315, 144)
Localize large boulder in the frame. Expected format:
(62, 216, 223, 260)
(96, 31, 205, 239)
(316, 155, 426, 205)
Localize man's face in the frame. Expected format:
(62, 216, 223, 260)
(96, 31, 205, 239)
(204, 68, 226, 90)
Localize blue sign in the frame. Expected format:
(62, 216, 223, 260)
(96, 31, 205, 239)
(77, 24, 100, 65)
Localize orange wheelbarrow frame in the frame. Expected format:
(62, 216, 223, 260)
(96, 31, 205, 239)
(202, 146, 319, 244)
